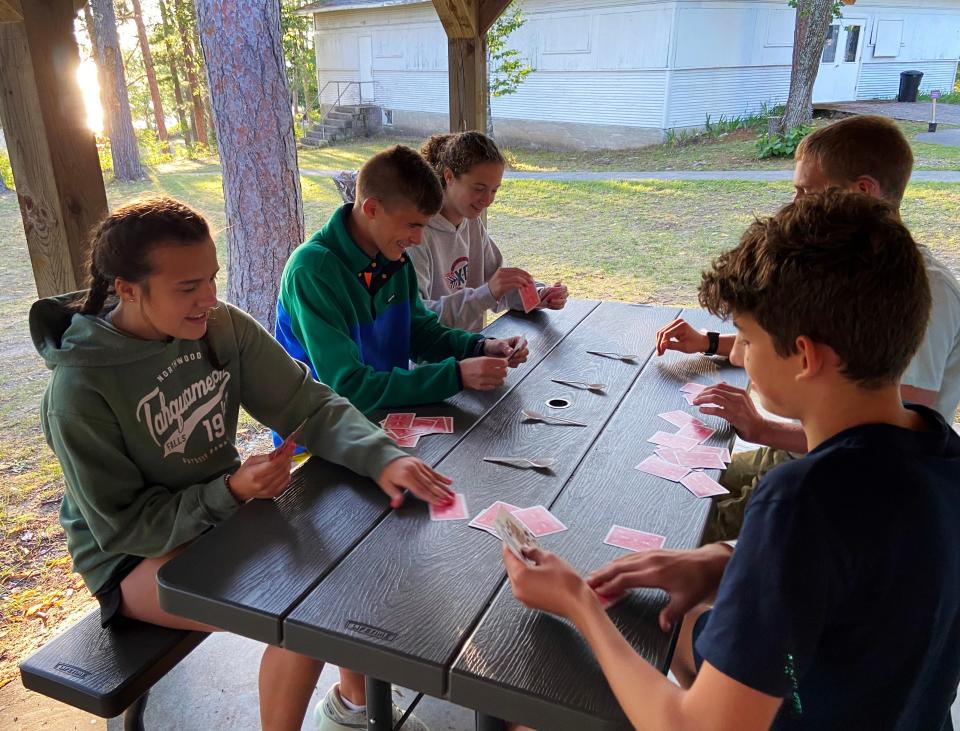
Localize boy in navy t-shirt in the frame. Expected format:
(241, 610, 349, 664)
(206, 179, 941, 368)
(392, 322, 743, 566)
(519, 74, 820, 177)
(501, 190, 960, 730)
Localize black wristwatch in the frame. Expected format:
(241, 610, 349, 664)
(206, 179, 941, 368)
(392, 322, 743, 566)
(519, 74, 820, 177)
(704, 331, 720, 356)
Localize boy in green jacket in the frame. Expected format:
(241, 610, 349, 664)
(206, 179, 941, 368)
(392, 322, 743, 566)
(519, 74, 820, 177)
(274, 145, 528, 416)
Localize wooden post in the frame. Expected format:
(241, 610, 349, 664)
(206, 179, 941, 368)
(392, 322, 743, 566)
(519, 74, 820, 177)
(433, 0, 511, 133)
(0, 0, 108, 298)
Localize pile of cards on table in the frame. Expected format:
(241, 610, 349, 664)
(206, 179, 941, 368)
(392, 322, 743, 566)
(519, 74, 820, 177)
(634, 382, 732, 498)
(464, 501, 568, 537)
(379, 412, 453, 447)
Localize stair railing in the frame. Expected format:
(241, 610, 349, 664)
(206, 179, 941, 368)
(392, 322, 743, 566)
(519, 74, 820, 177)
(311, 81, 376, 141)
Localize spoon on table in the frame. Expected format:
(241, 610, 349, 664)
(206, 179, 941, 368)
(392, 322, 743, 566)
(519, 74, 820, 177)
(550, 378, 606, 393)
(521, 408, 588, 427)
(586, 350, 640, 362)
(483, 457, 556, 470)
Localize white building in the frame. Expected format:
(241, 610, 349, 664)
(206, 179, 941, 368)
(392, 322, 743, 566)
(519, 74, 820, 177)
(300, 0, 960, 149)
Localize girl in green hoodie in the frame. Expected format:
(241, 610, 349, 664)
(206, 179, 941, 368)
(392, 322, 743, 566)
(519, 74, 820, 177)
(30, 196, 454, 731)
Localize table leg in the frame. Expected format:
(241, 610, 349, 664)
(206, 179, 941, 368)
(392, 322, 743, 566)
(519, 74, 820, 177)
(476, 711, 506, 731)
(365, 676, 393, 731)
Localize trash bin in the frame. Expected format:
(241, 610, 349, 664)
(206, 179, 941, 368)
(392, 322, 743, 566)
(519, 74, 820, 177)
(898, 70, 924, 102)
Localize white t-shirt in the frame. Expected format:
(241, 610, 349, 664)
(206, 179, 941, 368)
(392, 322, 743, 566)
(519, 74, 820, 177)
(901, 246, 960, 422)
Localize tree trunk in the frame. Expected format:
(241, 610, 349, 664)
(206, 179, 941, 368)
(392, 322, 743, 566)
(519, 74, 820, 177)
(158, 0, 193, 145)
(777, 0, 835, 135)
(89, 0, 145, 181)
(194, 0, 304, 329)
(83, 3, 112, 140)
(131, 0, 171, 154)
(175, 0, 208, 146)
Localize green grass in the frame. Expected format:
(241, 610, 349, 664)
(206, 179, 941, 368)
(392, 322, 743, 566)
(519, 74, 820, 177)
(289, 116, 960, 174)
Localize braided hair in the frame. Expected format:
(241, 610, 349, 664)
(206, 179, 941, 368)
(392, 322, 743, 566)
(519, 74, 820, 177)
(77, 196, 225, 367)
(420, 131, 505, 188)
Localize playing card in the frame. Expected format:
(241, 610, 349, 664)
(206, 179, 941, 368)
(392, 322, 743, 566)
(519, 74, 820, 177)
(680, 471, 730, 498)
(494, 508, 540, 564)
(673, 449, 727, 470)
(469, 501, 521, 535)
(385, 429, 420, 448)
(410, 417, 440, 436)
(604, 525, 666, 553)
(676, 422, 716, 443)
(655, 446, 683, 465)
(440, 416, 454, 434)
(648, 431, 700, 451)
(270, 418, 308, 460)
(658, 410, 705, 428)
(634, 456, 690, 482)
(690, 445, 731, 462)
(680, 382, 708, 395)
(597, 588, 628, 610)
(514, 505, 567, 537)
(429, 492, 469, 521)
(519, 281, 540, 313)
(384, 412, 415, 430)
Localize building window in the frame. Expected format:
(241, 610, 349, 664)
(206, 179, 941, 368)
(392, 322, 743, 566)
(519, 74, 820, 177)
(821, 25, 839, 63)
(383, 109, 394, 126)
(843, 25, 861, 63)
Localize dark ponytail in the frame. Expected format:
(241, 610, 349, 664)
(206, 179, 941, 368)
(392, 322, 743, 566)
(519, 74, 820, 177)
(420, 131, 505, 188)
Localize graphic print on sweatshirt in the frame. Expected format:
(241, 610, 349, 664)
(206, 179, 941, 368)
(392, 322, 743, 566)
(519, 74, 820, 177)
(444, 256, 469, 291)
(135, 349, 231, 460)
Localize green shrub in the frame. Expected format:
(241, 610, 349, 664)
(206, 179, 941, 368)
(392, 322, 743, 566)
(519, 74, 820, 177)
(0, 148, 14, 190)
(137, 128, 174, 166)
(756, 124, 813, 159)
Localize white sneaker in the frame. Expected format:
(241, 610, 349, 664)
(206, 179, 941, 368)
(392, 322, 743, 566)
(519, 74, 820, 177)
(315, 683, 430, 731)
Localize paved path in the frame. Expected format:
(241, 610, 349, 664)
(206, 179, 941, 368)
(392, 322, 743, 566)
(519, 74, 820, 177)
(816, 99, 960, 125)
(300, 168, 960, 182)
(916, 129, 960, 148)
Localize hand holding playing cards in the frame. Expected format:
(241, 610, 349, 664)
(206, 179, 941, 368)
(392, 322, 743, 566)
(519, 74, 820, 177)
(587, 544, 732, 632)
(377, 456, 454, 508)
(484, 336, 529, 367)
(655, 318, 709, 357)
(459, 356, 509, 390)
(227, 452, 294, 501)
(502, 544, 596, 620)
(693, 383, 766, 443)
(537, 281, 568, 310)
(489, 266, 535, 301)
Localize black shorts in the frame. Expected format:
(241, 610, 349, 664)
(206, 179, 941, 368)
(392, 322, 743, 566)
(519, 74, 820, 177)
(93, 555, 143, 628)
(691, 608, 711, 672)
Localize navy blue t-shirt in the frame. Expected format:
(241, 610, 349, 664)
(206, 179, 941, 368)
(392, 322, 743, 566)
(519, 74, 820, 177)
(696, 406, 960, 730)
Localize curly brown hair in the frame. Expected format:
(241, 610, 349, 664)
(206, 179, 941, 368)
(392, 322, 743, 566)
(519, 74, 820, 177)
(420, 131, 505, 188)
(699, 189, 930, 389)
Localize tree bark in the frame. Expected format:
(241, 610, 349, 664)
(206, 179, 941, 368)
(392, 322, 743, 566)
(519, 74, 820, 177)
(130, 0, 171, 153)
(89, 0, 145, 181)
(83, 3, 111, 140)
(194, 0, 304, 329)
(174, 0, 208, 146)
(777, 0, 835, 135)
(158, 0, 193, 145)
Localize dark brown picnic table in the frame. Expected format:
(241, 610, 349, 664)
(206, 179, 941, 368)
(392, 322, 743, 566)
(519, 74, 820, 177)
(158, 300, 747, 731)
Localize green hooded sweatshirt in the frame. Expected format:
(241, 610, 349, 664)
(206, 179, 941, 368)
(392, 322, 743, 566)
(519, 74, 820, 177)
(30, 294, 407, 595)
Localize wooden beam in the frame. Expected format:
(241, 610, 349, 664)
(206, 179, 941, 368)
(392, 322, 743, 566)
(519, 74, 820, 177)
(0, 1, 108, 297)
(478, 0, 512, 36)
(447, 35, 486, 133)
(432, 0, 476, 39)
(0, 0, 22, 24)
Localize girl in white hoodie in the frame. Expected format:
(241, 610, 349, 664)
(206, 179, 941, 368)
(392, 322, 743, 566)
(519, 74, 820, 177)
(410, 131, 568, 332)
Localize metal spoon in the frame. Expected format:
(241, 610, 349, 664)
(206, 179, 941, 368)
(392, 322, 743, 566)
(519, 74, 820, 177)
(551, 378, 606, 393)
(483, 457, 556, 470)
(586, 350, 639, 362)
(521, 408, 587, 427)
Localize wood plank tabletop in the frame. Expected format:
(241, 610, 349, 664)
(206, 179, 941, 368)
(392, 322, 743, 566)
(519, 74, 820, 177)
(156, 300, 598, 644)
(281, 303, 678, 696)
(447, 308, 748, 730)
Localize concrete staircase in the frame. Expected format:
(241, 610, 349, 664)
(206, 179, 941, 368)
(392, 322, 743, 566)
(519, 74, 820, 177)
(300, 104, 381, 147)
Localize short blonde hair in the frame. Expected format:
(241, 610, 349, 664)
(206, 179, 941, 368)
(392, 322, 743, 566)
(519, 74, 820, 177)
(795, 116, 913, 206)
